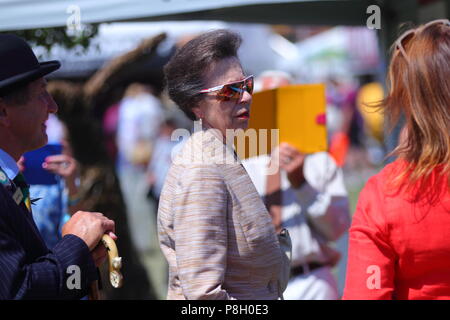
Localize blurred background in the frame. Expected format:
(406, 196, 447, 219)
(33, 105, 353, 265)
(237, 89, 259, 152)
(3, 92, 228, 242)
(1, 0, 449, 299)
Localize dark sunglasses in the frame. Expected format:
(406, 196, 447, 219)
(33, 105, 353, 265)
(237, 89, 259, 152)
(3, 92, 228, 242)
(198, 75, 254, 101)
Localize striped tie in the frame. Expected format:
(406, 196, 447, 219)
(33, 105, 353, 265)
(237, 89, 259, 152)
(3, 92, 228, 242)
(13, 173, 31, 212)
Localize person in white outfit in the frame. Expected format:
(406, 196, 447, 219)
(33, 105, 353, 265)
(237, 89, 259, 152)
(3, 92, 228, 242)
(242, 143, 350, 300)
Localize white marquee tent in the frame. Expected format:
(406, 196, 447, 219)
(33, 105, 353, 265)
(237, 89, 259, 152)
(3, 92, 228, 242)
(0, 0, 373, 31)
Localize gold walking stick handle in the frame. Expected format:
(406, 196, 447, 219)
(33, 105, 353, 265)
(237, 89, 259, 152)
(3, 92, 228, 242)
(101, 234, 124, 288)
(88, 234, 123, 300)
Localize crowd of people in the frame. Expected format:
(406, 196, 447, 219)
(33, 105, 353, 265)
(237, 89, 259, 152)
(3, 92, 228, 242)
(0, 18, 449, 300)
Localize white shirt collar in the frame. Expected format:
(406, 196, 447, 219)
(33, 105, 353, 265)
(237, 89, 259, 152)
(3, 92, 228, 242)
(0, 148, 19, 180)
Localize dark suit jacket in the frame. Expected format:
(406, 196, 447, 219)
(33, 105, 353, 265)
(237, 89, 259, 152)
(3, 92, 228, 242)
(0, 182, 97, 299)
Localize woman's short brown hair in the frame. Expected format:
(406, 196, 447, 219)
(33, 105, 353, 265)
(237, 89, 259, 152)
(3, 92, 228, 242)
(163, 29, 242, 120)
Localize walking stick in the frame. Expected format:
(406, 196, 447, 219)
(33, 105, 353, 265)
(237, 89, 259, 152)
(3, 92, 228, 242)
(89, 234, 123, 300)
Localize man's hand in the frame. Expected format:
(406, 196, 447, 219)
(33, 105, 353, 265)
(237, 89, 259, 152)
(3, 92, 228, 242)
(43, 154, 78, 181)
(17, 156, 25, 172)
(43, 155, 80, 210)
(62, 211, 116, 251)
(276, 142, 306, 189)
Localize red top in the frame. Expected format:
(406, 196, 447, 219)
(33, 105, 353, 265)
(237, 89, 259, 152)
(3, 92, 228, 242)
(343, 159, 450, 300)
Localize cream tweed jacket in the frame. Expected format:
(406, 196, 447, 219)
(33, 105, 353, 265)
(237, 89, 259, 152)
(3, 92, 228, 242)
(158, 128, 283, 300)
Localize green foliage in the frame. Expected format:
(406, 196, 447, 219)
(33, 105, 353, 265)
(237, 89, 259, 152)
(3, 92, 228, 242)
(1, 24, 99, 54)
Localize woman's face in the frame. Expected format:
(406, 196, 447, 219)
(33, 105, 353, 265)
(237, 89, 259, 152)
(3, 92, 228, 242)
(193, 57, 252, 138)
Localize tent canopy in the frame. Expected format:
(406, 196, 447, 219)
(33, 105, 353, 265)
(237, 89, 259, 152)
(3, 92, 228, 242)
(0, 0, 374, 31)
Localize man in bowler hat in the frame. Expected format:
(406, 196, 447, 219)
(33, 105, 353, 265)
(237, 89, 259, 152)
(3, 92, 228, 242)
(0, 34, 116, 299)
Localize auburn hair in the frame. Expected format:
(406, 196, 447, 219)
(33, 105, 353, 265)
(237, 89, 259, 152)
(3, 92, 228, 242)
(383, 21, 450, 196)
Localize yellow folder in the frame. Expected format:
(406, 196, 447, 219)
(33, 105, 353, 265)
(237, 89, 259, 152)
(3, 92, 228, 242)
(235, 84, 327, 159)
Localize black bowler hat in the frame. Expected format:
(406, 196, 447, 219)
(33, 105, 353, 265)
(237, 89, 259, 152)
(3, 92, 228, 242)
(0, 34, 60, 96)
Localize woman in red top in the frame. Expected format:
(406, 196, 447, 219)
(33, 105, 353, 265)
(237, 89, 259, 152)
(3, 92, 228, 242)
(343, 19, 450, 300)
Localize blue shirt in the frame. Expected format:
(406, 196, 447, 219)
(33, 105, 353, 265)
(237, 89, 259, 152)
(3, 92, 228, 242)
(0, 147, 67, 249)
(0, 148, 19, 180)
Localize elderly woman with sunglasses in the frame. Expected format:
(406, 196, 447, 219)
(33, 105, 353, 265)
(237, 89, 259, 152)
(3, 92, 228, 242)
(343, 19, 450, 300)
(157, 29, 289, 300)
